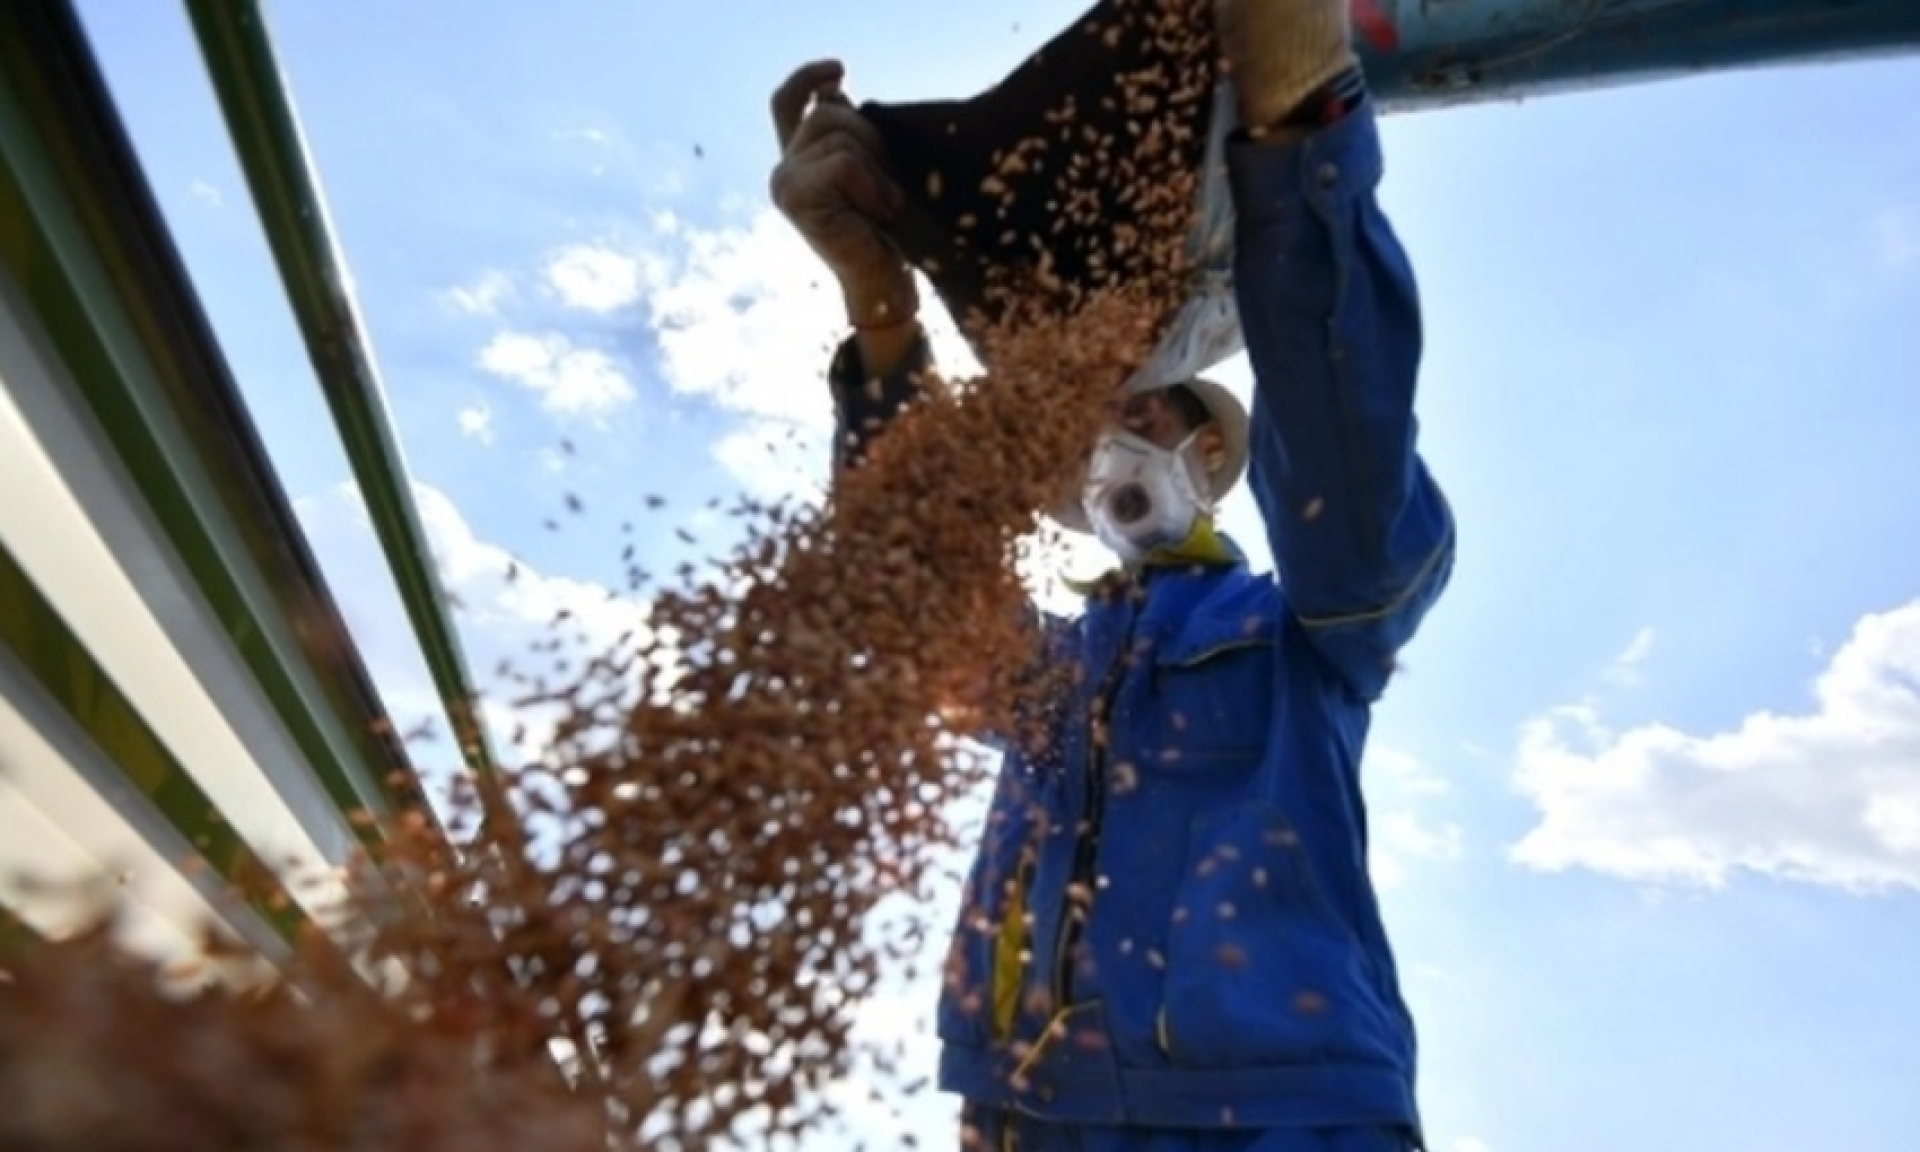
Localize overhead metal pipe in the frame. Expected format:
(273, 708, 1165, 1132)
(1351, 0, 1920, 110)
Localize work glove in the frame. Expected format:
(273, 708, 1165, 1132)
(1213, 0, 1359, 134)
(769, 60, 919, 329)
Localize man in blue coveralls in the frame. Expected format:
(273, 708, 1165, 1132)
(770, 0, 1454, 1148)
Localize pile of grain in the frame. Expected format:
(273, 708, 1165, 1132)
(0, 3, 1218, 1148)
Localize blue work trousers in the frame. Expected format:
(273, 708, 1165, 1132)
(961, 1104, 1420, 1152)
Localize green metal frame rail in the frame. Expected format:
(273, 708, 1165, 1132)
(0, 901, 46, 953)
(186, 0, 500, 782)
(0, 542, 310, 956)
(0, 2, 422, 851)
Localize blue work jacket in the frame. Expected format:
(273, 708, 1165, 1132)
(829, 95, 1454, 1135)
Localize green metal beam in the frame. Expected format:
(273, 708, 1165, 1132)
(0, 540, 309, 951)
(0, 901, 44, 952)
(0, 1, 420, 840)
(185, 0, 500, 780)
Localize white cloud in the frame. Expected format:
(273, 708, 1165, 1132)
(1370, 745, 1451, 798)
(445, 269, 514, 317)
(1511, 598, 1920, 893)
(546, 243, 644, 314)
(553, 126, 611, 147)
(295, 482, 666, 768)
(710, 421, 827, 501)
(635, 207, 982, 438)
(1450, 1138, 1492, 1152)
(1370, 808, 1464, 892)
(1602, 625, 1657, 686)
(456, 402, 494, 445)
(410, 485, 643, 654)
(1872, 203, 1920, 271)
(188, 179, 222, 209)
(637, 210, 849, 428)
(477, 331, 634, 418)
(1364, 747, 1463, 891)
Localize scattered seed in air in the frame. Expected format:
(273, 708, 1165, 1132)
(0, 3, 1228, 1148)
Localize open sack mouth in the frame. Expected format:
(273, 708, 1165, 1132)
(855, 0, 1224, 364)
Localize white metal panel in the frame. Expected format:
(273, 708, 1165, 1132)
(0, 270, 354, 902)
(0, 685, 263, 968)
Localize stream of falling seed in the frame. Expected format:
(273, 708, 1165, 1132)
(0, 3, 1220, 1149)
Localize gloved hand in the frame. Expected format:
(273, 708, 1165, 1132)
(1213, 0, 1358, 135)
(769, 59, 918, 329)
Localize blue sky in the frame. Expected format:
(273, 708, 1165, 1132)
(72, 2, 1920, 1149)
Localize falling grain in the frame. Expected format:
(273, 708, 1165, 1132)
(0, 2, 1225, 1149)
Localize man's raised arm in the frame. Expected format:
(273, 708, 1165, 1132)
(826, 325, 933, 476)
(767, 58, 933, 474)
(1219, 3, 1455, 702)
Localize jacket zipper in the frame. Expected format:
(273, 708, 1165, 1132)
(1049, 608, 1135, 1013)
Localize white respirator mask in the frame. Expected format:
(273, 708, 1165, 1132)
(1080, 429, 1211, 562)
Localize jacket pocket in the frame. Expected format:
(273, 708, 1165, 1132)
(1156, 804, 1400, 1068)
(1144, 612, 1279, 771)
